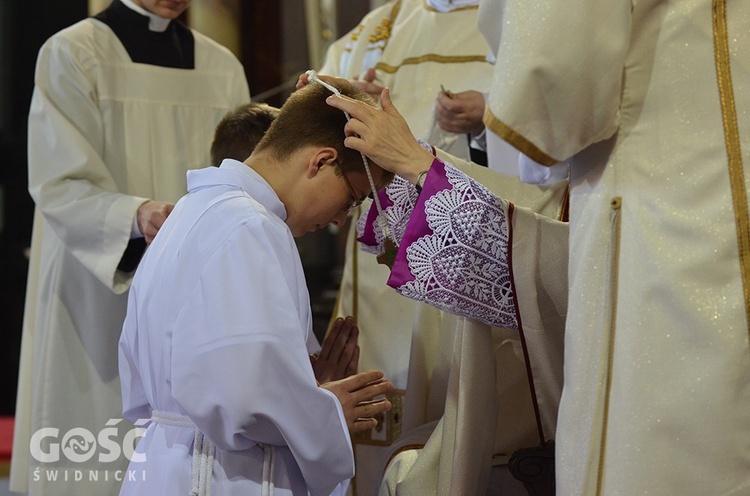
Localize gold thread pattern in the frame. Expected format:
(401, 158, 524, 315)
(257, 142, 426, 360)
(375, 54, 489, 74)
(713, 0, 750, 338)
(367, 0, 402, 49)
(368, 18, 393, 44)
(483, 107, 560, 166)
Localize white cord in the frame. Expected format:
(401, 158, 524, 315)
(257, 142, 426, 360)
(261, 443, 276, 496)
(306, 70, 390, 238)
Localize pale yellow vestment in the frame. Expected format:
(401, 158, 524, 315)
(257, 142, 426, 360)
(482, 0, 750, 493)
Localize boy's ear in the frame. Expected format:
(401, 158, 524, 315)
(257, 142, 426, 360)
(307, 147, 339, 177)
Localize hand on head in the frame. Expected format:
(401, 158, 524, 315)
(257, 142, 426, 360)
(321, 369, 394, 434)
(326, 88, 435, 183)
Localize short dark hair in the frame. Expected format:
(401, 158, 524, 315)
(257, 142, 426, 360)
(210, 103, 280, 166)
(254, 80, 393, 188)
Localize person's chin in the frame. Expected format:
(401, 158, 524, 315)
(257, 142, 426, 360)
(159, 1, 190, 17)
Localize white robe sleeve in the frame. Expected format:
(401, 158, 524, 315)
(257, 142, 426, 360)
(482, 0, 631, 164)
(27, 36, 148, 291)
(169, 221, 353, 496)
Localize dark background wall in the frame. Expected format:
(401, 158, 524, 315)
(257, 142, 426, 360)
(0, 0, 89, 416)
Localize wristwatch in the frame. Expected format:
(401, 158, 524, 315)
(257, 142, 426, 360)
(414, 169, 430, 193)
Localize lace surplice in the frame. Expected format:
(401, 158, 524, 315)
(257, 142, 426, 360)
(358, 158, 518, 331)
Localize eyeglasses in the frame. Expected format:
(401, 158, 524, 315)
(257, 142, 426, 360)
(341, 170, 365, 212)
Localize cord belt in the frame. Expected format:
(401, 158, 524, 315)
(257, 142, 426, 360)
(151, 410, 275, 496)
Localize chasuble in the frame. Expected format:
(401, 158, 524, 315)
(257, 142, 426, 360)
(478, 0, 750, 493)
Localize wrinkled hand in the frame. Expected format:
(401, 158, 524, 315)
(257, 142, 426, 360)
(351, 68, 385, 101)
(435, 90, 486, 135)
(326, 88, 435, 183)
(312, 316, 360, 383)
(137, 200, 174, 244)
(321, 370, 394, 434)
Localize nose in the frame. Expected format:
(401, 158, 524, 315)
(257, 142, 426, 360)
(330, 210, 349, 227)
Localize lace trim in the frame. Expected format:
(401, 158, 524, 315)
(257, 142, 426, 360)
(357, 174, 418, 254)
(395, 163, 518, 330)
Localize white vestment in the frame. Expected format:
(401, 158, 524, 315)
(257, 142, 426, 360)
(481, 0, 750, 493)
(12, 16, 249, 496)
(119, 160, 353, 496)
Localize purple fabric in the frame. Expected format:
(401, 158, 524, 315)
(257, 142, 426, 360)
(355, 154, 519, 330)
(388, 158, 449, 286)
(384, 159, 519, 330)
(357, 189, 394, 249)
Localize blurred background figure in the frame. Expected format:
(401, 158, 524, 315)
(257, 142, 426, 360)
(10, 0, 250, 494)
(210, 102, 280, 167)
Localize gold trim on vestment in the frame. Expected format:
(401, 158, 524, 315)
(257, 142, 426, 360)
(375, 54, 489, 74)
(367, 0, 403, 48)
(483, 107, 560, 166)
(350, 26, 363, 42)
(559, 182, 570, 222)
(368, 18, 394, 44)
(422, 1, 479, 13)
(713, 0, 750, 337)
(595, 197, 622, 495)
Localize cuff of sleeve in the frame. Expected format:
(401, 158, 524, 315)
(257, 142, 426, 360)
(387, 158, 447, 288)
(131, 210, 144, 239)
(100, 195, 149, 293)
(518, 155, 568, 186)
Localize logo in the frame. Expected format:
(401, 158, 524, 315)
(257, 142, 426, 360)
(30, 418, 148, 464)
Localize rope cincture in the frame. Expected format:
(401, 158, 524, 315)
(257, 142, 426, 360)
(306, 70, 391, 239)
(151, 410, 275, 496)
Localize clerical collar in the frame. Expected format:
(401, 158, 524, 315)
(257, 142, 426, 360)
(94, 0, 195, 68)
(425, 0, 479, 12)
(120, 0, 171, 32)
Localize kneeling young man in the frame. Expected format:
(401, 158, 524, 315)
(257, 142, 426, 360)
(118, 80, 393, 496)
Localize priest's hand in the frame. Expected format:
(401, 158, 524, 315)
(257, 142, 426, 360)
(435, 89, 486, 135)
(326, 88, 435, 185)
(321, 370, 394, 434)
(137, 200, 174, 244)
(311, 316, 360, 383)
